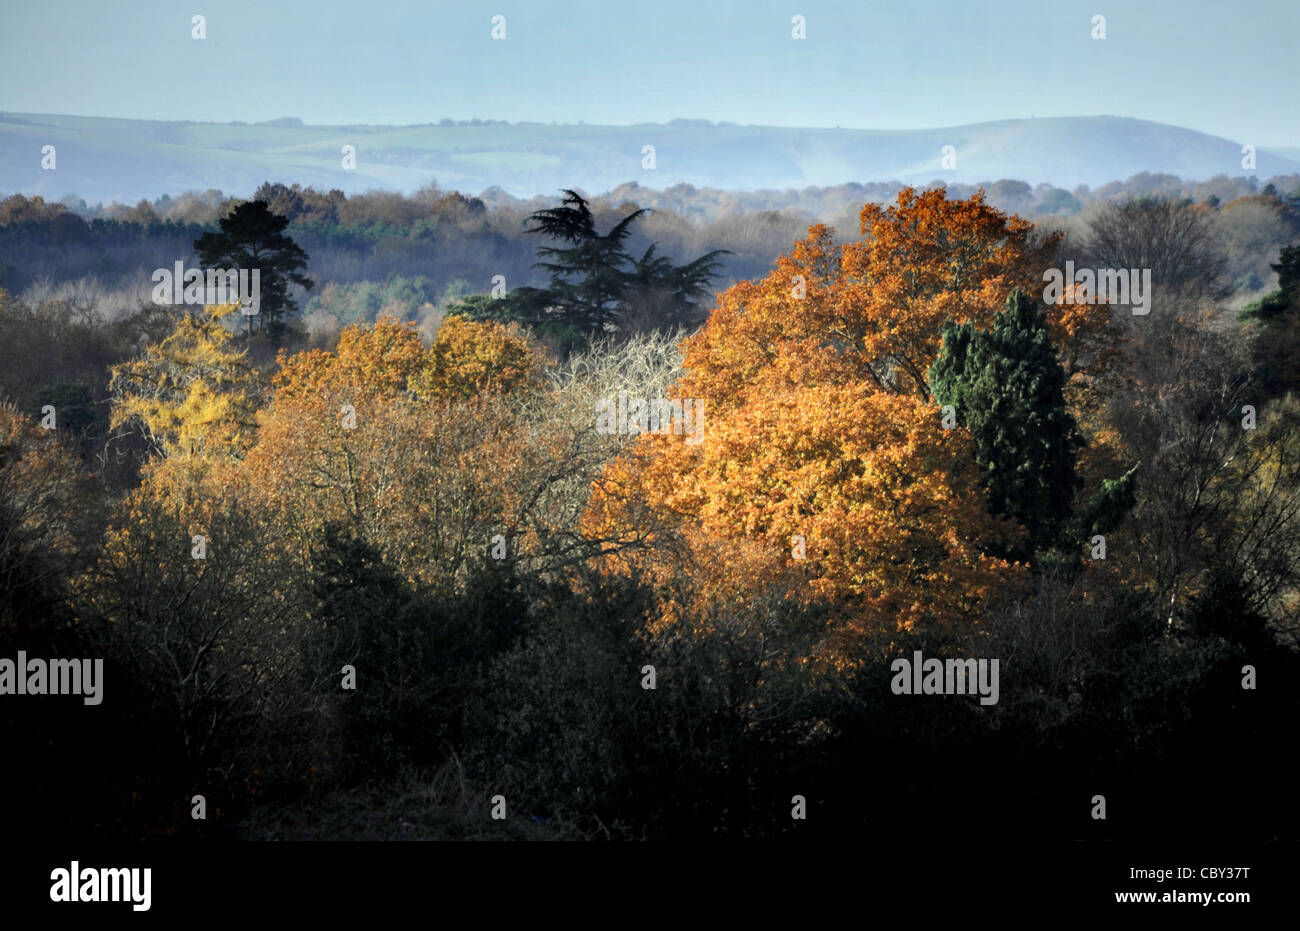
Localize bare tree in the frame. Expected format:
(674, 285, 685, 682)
(1082, 198, 1232, 315)
(1103, 320, 1300, 638)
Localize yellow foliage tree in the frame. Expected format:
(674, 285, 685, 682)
(413, 314, 544, 401)
(272, 314, 542, 404)
(248, 314, 550, 588)
(109, 303, 263, 461)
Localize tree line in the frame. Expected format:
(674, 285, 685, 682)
(1, 185, 1298, 841)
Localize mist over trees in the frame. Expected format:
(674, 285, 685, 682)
(193, 200, 313, 338)
(1, 176, 1299, 844)
(458, 189, 728, 343)
(1, 173, 1297, 353)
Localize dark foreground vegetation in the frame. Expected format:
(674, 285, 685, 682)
(1, 182, 1298, 840)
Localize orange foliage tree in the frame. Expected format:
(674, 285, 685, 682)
(583, 188, 1097, 663)
(682, 187, 1112, 406)
(246, 315, 559, 588)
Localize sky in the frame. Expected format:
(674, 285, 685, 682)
(2, 0, 1297, 145)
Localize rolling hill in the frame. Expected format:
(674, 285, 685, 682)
(2, 112, 1297, 204)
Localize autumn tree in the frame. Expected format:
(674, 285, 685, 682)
(583, 188, 1079, 663)
(108, 303, 263, 462)
(680, 187, 1107, 408)
(414, 313, 545, 400)
(88, 309, 303, 800)
(269, 315, 430, 402)
(247, 315, 596, 591)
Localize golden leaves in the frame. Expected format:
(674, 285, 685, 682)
(583, 188, 1052, 664)
(108, 303, 262, 463)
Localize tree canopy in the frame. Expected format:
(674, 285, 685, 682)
(194, 200, 313, 338)
(467, 189, 728, 337)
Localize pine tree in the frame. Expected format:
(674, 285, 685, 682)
(929, 289, 1081, 558)
(520, 190, 726, 334)
(1241, 244, 1300, 398)
(194, 200, 312, 339)
(525, 190, 644, 333)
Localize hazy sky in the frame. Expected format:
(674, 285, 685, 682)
(2, 0, 1297, 144)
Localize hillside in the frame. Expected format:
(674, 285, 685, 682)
(3, 112, 1298, 204)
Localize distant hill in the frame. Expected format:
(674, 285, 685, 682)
(3, 112, 1297, 204)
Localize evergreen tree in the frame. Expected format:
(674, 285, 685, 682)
(622, 243, 728, 327)
(1241, 243, 1300, 323)
(519, 189, 726, 334)
(194, 200, 312, 339)
(524, 189, 643, 333)
(929, 289, 1081, 558)
(1241, 244, 1300, 397)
